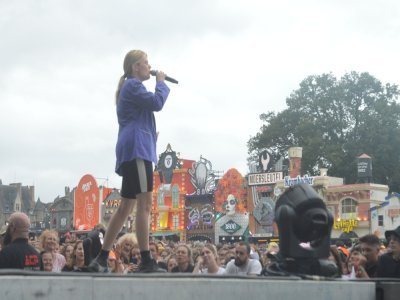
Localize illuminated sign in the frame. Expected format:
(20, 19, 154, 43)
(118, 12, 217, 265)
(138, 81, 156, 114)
(221, 220, 242, 234)
(248, 172, 283, 186)
(334, 219, 358, 233)
(105, 199, 121, 209)
(284, 175, 314, 187)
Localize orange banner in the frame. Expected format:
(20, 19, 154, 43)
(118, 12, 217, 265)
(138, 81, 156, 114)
(74, 174, 100, 230)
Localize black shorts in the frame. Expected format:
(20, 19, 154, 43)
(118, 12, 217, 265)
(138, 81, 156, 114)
(120, 159, 153, 199)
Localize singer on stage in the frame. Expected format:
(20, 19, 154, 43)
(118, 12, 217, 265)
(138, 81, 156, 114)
(89, 50, 170, 273)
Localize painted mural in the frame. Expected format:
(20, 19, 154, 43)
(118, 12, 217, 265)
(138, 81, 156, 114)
(214, 169, 248, 243)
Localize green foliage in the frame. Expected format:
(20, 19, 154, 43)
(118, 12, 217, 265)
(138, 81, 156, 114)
(248, 71, 400, 192)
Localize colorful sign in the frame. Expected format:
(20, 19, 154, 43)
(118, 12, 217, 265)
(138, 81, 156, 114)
(105, 198, 121, 209)
(74, 174, 100, 230)
(334, 219, 358, 233)
(284, 175, 314, 187)
(248, 172, 283, 186)
(214, 168, 247, 214)
(221, 220, 242, 234)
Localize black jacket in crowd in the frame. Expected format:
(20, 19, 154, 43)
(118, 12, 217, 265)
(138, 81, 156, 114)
(377, 252, 400, 278)
(0, 238, 41, 271)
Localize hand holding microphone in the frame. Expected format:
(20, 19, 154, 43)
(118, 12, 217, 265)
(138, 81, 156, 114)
(150, 70, 179, 84)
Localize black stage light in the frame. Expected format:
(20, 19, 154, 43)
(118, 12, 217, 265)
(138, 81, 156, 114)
(264, 184, 338, 277)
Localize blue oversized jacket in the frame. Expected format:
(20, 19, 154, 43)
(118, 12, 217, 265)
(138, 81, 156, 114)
(115, 77, 170, 175)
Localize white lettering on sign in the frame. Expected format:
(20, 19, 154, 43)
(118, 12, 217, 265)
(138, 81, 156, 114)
(358, 162, 369, 173)
(283, 175, 314, 187)
(248, 172, 283, 186)
(225, 223, 237, 230)
(82, 181, 92, 192)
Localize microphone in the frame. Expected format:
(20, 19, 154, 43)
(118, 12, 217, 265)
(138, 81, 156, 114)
(150, 70, 178, 84)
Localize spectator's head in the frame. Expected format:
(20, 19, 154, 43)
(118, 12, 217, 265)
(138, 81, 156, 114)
(385, 226, 400, 257)
(61, 244, 75, 262)
(39, 230, 59, 252)
(234, 242, 251, 267)
(166, 255, 178, 272)
(117, 233, 137, 261)
(130, 245, 141, 265)
(5, 212, 30, 244)
(160, 249, 170, 262)
(149, 242, 159, 260)
(67, 240, 85, 268)
(359, 234, 380, 264)
(176, 244, 193, 268)
(346, 244, 366, 273)
(41, 250, 54, 272)
(218, 248, 228, 266)
(201, 244, 219, 267)
(107, 250, 117, 270)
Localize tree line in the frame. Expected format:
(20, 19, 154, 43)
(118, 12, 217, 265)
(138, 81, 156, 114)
(248, 71, 400, 193)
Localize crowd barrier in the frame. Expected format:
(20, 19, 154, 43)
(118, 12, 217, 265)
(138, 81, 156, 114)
(2, 270, 398, 300)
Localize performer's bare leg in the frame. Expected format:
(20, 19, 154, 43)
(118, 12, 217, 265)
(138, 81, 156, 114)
(134, 191, 165, 272)
(102, 199, 135, 251)
(87, 199, 134, 272)
(135, 192, 152, 251)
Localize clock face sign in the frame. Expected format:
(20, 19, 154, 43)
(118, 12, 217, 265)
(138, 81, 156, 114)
(164, 154, 173, 169)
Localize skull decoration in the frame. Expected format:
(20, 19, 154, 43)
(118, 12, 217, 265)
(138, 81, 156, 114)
(223, 194, 238, 216)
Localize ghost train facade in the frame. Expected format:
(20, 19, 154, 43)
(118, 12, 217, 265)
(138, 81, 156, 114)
(150, 145, 249, 243)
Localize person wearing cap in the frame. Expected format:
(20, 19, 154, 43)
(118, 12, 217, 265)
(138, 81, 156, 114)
(377, 226, 400, 278)
(107, 250, 124, 273)
(0, 212, 41, 270)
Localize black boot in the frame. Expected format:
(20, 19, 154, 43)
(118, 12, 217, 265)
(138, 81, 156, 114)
(87, 255, 108, 273)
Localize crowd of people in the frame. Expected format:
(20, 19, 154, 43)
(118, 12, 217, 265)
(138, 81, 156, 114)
(0, 212, 399, 278)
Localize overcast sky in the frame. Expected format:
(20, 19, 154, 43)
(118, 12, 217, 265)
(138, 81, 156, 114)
(1, 0, 399, 203)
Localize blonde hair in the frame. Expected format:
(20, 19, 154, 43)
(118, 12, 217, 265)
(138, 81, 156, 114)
(203, 244, 219, 263)
(115, 49, 147, 103)
(65, 240, 84, 269)
(116, 233, 138, 247)
(39, 229, 59, 250)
